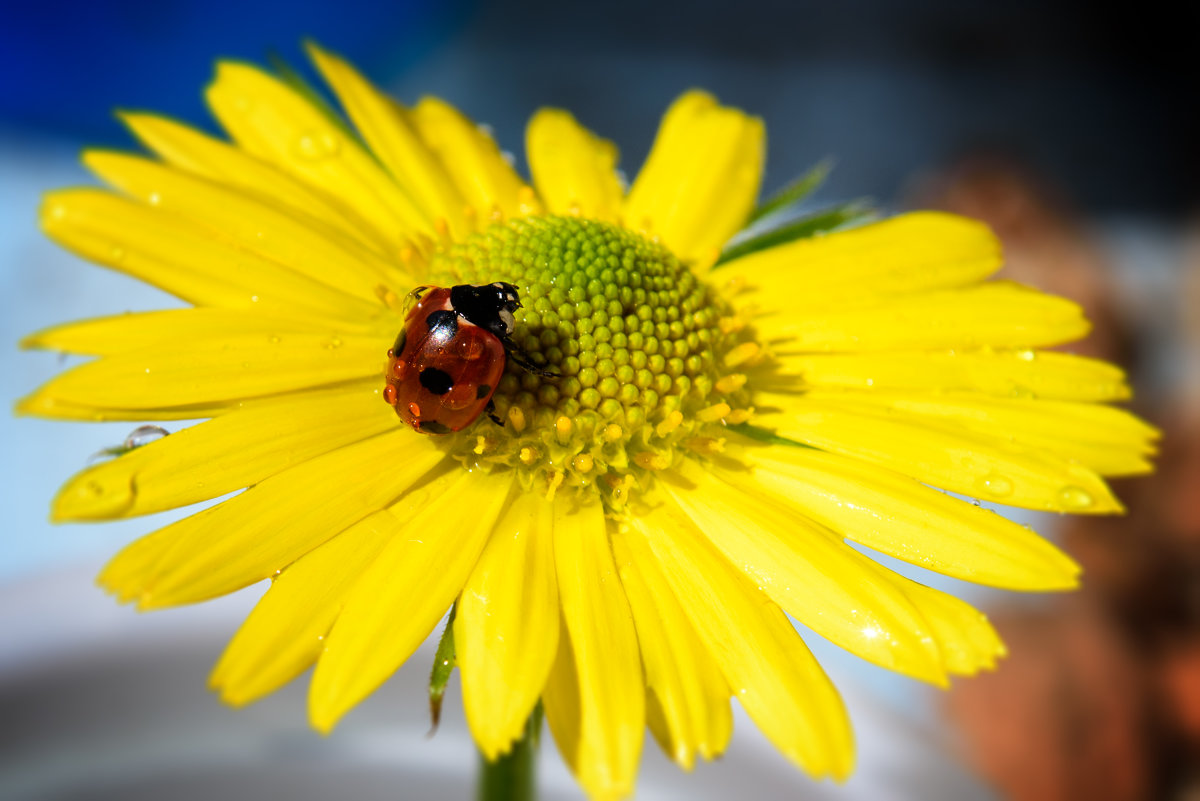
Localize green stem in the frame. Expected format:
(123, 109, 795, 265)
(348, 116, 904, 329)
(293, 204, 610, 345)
(477, 705, 542, 801)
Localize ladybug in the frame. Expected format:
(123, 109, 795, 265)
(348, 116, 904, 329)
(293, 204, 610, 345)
(383, 282, 554, 434)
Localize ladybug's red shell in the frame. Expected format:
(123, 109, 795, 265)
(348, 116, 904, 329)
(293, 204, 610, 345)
(384, 287, 507, 434)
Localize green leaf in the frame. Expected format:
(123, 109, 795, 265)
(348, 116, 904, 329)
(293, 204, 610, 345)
(747, 158, 835, 225)
(714, 200, 874, 267)
(428, 601, 458, 733)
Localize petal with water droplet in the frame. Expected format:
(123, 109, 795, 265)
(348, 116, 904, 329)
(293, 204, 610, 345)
(627, 502, 854, 780)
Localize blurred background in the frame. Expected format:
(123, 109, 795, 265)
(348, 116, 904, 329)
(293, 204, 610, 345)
(3, 1, 1198, 799)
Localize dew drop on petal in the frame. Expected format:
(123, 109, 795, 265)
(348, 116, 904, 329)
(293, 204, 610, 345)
(294, 130, 340, 161)
(976, 471, 1014, 498)
(123, 424, 169, 450)
(1058, 485, 1095, 510)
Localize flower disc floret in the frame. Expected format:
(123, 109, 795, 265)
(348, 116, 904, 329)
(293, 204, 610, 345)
(426, 215, 748, 508)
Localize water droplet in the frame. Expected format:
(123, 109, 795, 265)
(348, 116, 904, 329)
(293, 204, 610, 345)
(123, 424, 169, 450)
(976, 471, 1014, 498)
(1058, 485, 1094, 510)
(293, 130, 340, 161)
(269, 335, 280, 344)
(147, 192, 162, 206)
(1017, 349, 1036, 362)
(1009, 384, 1035, 399)
(109, 246, 126, 262)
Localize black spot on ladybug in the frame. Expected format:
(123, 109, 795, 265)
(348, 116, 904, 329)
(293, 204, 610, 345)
(417, 419, 451, 435)
(419, 367, 454, 395)
(475, 384, 492, 399)
(392, 329, 408, 357)
(425, 310, 458, 335)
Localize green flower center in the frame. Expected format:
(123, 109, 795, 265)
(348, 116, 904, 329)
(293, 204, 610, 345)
(424, 215, 751, 510)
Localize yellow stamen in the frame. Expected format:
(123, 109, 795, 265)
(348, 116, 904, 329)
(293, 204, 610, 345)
(724, 342, 761, 368)
(719, 315, 745, 334)
(634, 452, 670, 471)
(655, 410, 684, 438)
(545, 469, 564, 500)
(695, 403, 731, 423)
(684, 436, 726, 454)
(725, 407, 754, 424)
(715, 373, 747, 394)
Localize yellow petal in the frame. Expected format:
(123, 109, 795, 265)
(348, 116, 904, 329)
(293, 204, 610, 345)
(626, 504, 854, 780)
(719, 212, 1001, 307)
(755, 282, 1089, 352)
(799, 388, 1158, 476)
(306, 43, 469, 237)
(526, 109, 623, 222)
(663, 458, 947, 685)
(22, 307, 381, 357)
(456, 490, 558, 760)
(14, 395, 225, 423)
(308, 469, 512, 733)
(551, 493, 644, 800)
(734, 438, 1080, 590)
(205, 62, 431, 241)
(611, 532, 731, 769)
(23, 328, 385, 412)
(625, 90, 764, 265)
(40, 190, 382, 320)
(98, 526, 175, 604)
(51, 383, 393, 521)
(756, 392, 1122, 514)
(625, 91, 763, 265)
(411, 97, 534, 221)
(210, 489, 437, 706)
(84, 150, 401, 301)
(891, 578, 1006, 676)
(120, 111, 395, 258)
(99, 431, 446, 608)
(543, 615, 583, 776)
(770, 348, 1131, 402)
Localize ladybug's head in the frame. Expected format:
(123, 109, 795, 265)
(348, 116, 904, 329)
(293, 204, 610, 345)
(450, 282, 523, 338)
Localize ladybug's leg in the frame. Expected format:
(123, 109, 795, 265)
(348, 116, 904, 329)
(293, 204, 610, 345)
(503, 338, 560, 377)
(485, 399, 504, 427)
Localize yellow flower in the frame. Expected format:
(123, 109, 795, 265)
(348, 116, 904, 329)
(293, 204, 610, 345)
(20, 44, 1156, 800)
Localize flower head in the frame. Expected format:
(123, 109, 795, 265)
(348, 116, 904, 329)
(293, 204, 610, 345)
(20, 44, 1157, 799)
